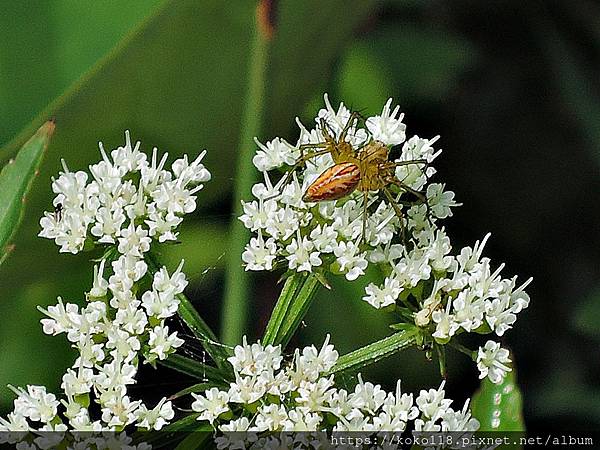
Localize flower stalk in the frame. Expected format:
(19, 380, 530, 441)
(221, 0, 276, 345)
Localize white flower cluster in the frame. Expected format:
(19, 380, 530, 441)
(39, 130, 210, 254)
(241, 96, 530, 385)
(1, 133, 211, 442)
(191, 336, 478, 448)
(241, 95, 454, 281)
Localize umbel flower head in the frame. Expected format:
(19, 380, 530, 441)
(190, 336, 479, 446)
(241, 95, 531, 384)
(1, 132, 211, 441)
(39, 130, 210, 254)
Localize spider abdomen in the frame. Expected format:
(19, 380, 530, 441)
(302, 162, 360, 202)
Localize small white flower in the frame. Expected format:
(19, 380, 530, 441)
(333, 241, 368, 281)
(61, 368, 94, 397)
(191, 388, 229, 425)
(242, 233, 278, 271)
(255, 404, 288, 431)
(227, 336, 283, 377)
(136, 398, 175, 431)
(101, 395, 141, 427)
(427, 183, 459, 219)
(366, 98, 406, 145)
(350, 375, 387, 415)
(416, 381, 453, 421)
(172, 151, 211, 184)
(286, 234, 322, 272)
(310, 224, 338, 253)
(253, 137, 298, 171)
(117, 222, 151, 257)
(219, 416, 251, 432)
(476, 340, 512, 384)
(12, 385, 59, 424)
(147, 325, 184, 361)
(89, 260, 108, 298)
(296, 334, 339, 381)
(363, 277, 401, 309)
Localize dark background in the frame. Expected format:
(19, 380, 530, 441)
(1, 0, 599, 432)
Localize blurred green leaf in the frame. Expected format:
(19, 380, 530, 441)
(265, 0, 378, 133)
(337, 24, 476, 112)
(0, 0, 164, 147)
(0, 0, 255, 407)
(471, 366, 525, 433)
(572, 287, 600, 339)
(133, 413, 204, 448)
(0, 1, 383, 394)
(532, 369, 600, 422)
(175, 426, 212, 450)
(536, 19, 600, 167)
(0, 121, 55, 265)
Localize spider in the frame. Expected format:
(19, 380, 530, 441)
(289, 112, 429, 240)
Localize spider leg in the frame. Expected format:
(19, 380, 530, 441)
(387, 177, 435, 227)
(387, 178, 427, 204)
(381, 159, 428, 169)
(283, 147, 332, 185)
(360, 190, 369, 246)
(339, 111, 362, 142)
(382, 186, 404, 227)
(297, 142, 328, 161)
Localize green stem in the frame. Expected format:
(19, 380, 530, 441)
(449, 340, 477, 360)
(262, 273, 306, 345)
(278, 274, 320, 348)
(221, 3, 273, 345)
(159, 354, 229, 384)
(327, 330, 417, 375)
(263, 272, 321, 348)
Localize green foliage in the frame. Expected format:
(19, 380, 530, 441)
(0, 121, 55, 265)
(263, 272, 321, 348)
(0, 0, 382, 408)
(133, 413, 207, 448)
(471, 367, 525, 434)
(336, 25, 476, 113)
(328, 329, 417, 376)
(572, 287, 600, 340)
(158, 354, 229, 385)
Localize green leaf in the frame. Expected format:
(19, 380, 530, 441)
(159, 354, 230, 384)
(168, 382, 217, 400)
(536, 19, 600, 167)
(278, 274, 321, 348)
(572, 287, 600, 339)
(266, 0, 378, 133)
(327, 329, 417, 375)
(0, 120, 55, 265)
(471, 365, 525, 433)
(336, 24, 476, 112)
(262, 272, 321, 348)
(133, 413, 208, 448)
(174, 423, 213, 450)
(262, 272, 306, 345)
